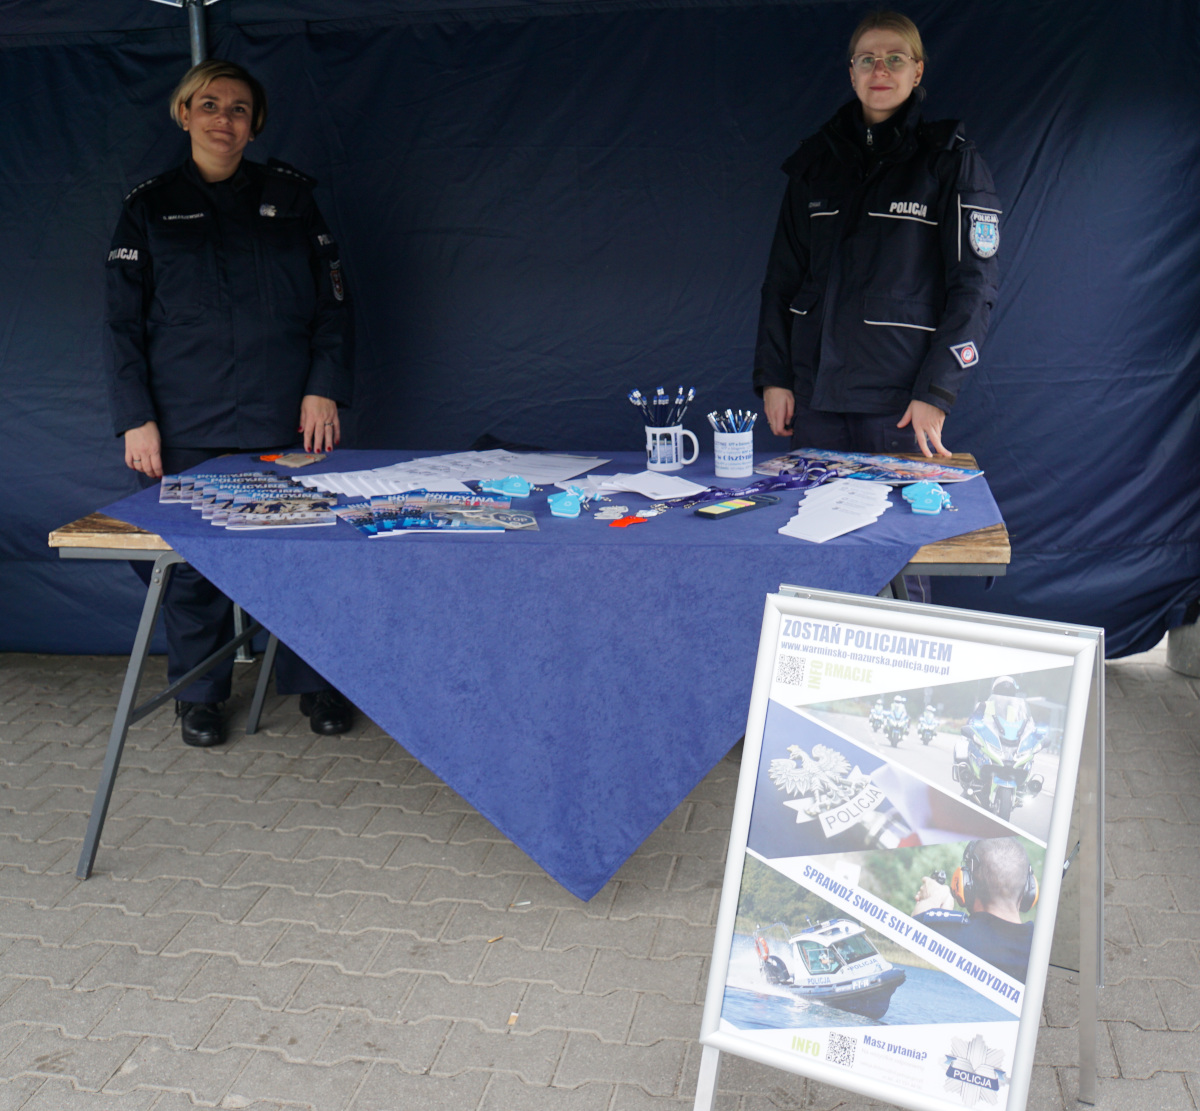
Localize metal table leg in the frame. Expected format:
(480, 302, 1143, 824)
(77, 551, 182, 879)
(77, 552, 264, 879)
(245, 633, 279, 735)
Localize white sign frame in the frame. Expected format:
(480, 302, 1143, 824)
(696, 590, 1097, 1111)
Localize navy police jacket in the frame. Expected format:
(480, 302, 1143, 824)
(754, 96, 1001, 415)
(105, 158, 352, 446)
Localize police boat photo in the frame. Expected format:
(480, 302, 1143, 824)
(752, 919, 906, 1020)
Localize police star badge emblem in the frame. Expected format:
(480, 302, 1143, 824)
(968, 210, 999, 258)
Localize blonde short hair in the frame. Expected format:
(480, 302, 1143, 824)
(848, 10, 926, 64)
(169, 60, 268, 136)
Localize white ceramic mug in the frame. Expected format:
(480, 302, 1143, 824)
(645, 425, 699, 472)
(713, 429, 754, 478)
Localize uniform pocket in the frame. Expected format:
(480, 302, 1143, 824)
(256, 217, 315, 321)
(856, 296, 937, 389)
(146, 220, 213, 324)
(789, 289, 819, 317)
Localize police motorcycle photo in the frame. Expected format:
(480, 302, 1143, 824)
(917, 703, 938, 746)
(953, 677, 1045, 822)
(868, 698, 886, 734)
(752, 919, 906, 1021)
(884, 694, 910, 747)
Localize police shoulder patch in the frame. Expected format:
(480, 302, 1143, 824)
(949, 341, 979, 370)
(329, 259, 345, 302)
(968, 210, 1000, 258)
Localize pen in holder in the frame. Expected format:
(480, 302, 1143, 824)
(708, 410, 757, 478)
(629, 385, 698, 472)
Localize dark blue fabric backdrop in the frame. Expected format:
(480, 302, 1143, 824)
(2, 0, 1199, 655)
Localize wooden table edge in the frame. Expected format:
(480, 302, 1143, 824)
(49, 512, 171, 552)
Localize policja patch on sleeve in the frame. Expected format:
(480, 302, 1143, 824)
(329, 259, 345, 302)
(968, 211, 999, 258)
(949, 341, 979, 369)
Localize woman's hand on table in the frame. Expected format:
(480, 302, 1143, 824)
(763, 386, 795, 438)
(299, 395, 340, 453)
(898, 400, 952, 458)
(124, 421, 163, 479)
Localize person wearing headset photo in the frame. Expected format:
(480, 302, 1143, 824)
(912, 837, 1037, 983)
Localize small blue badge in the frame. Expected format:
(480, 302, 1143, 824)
(968, 211, 999, 258)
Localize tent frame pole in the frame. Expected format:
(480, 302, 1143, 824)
(183, 0, 206, 65)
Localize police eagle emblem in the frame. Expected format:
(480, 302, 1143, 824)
(968, 211, 999, 258)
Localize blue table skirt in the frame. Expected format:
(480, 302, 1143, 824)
(103, 450, 1003, 900)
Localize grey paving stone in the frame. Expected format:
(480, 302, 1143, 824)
(432, 1021, 566, 1084)
(547, 909, 658, 958)
(474, 938, 594, 991)
(0, 1076, 47, 1111)
(511, 875, 617, 916)
(339, 894, 455, 939)
(294, 828, 402, 869)
(317, 859, 426, 901)
(62, 908, 191, 955)
(0, 938, 106, 987)
(369, 932, 489, 982)
(161, 917, 285, 963)
(176, 953, 310, 1009)
(226, 854, 338, 897)
(476, 841, 547, 878)
(313, 1011, 449, 1069)
(479, 1074, 614, 1111)
(197, 997, 337, 1060)
(608, 885, 718, 926)
(77, 946, 208, 999)
(650, 920, 718, 960)
(102, 1041, 252, 1104)
(610, 1084, 718, 1110)
(90, 989, 228, 1050)
(1154, 977, 1200, 1031)
(348, 1065, 490, 1111)
(1109, 1020, 1200, 1078)
(556, 1032, 688, 1096)
(1060, 1066, 1198, 1109)
(215, 1044, 364, 1105)
(411, 867, 523, 911)
(0, 900, 99, 946)
(0, 978, 122, 1036)
(145, 877, 269, 923)
(399, 976, 522, 1031)
(514, 983, 637, 1043)
(262, 923, 387, 974)
(2, 1025, 141, 1089)
(442, 901, 555, 948)
(206, 823, 314, 861)
(289, 964, 417, 1021)
(586, 950, 705, 1003)
(628, 994, 702, 1045)
(21, 1078, 160, 1110)
(242, 886, 362, 932)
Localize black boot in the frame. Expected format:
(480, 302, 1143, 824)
(176, 701, 227, 747)
(298, 689, 353, 735)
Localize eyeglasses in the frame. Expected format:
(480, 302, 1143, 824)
(850, 52, 916, 74)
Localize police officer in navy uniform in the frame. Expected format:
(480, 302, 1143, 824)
(105, 60, 354, 746)
(754, 11, 1000, 458)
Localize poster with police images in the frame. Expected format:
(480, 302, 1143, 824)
(698, 592, 1095, 1111)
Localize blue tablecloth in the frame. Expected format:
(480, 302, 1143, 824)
(103, 450, 1003, 900)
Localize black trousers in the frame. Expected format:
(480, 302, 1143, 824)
(789, 403, 920, 455)
(133, 445, 328, 704)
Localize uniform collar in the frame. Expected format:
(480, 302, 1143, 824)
(824, 93, 923, 169)
(182, 157, 256, 193)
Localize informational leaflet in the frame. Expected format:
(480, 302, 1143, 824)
(700, 593, 1094, 1111)
(756, 450, 983, 484)
(297, 450, 610, 496)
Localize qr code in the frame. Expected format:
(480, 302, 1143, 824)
(826, 1031, 856, 1068)
(775, 654, 805, 686)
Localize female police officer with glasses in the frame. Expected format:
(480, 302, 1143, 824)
(754, 10, 1001, 458)
(105, 60, 354, 746)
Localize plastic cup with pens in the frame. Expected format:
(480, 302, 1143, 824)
(709, 409, 757, 478)
(629, 386, 699, 472)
